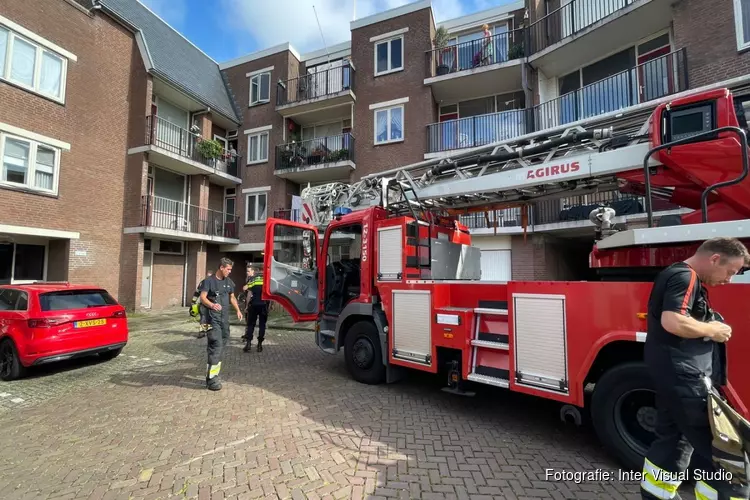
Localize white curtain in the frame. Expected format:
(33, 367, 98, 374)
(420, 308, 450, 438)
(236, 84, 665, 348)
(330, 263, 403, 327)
(35, 146, 55, 190)
(3, 139, 29, 185)
(0, 28, 8, 75)
(39, 52, 63, 98)
(11, 37, 36, 87)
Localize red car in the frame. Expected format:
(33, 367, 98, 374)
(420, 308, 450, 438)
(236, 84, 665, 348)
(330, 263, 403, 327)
(0, 282, 129, 381)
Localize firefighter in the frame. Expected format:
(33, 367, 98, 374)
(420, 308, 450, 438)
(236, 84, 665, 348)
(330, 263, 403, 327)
(243, 265, 268, 353)
(193, 271, 213, 339)
(640, 237, 750, 500)
(199, 258, 243, 391)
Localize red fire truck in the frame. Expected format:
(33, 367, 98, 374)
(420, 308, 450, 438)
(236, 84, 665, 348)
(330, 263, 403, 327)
(262, 81, 750, 471)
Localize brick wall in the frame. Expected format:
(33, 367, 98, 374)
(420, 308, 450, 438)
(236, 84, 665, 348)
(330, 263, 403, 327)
(351, 7, 438, 180)
(0, 1, 139, 304)
(222, 50, 300, 244)
(208, 183, 224, 213)
(672, 0, 750, 87)
(150, 253, 184, 309)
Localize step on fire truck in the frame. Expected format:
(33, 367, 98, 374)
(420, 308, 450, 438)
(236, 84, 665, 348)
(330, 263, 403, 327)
(262, 79, 750, 471)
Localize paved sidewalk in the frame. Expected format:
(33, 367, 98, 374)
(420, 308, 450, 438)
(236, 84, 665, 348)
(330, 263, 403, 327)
(0, 309, 693, 499)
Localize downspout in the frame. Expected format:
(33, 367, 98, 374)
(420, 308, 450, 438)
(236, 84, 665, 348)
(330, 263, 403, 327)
(183, 176, 191, 307)
(521, 9, 534, 134)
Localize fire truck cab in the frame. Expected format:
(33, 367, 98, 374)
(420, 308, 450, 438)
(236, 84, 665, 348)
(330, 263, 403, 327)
(262, 85, 750, 471)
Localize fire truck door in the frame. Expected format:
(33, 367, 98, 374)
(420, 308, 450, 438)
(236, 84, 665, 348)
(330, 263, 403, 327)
(262, 219, 320, 322)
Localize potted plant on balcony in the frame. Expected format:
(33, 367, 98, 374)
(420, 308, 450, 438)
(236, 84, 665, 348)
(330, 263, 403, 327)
(196, 138, 224, 164)
(433, 26, 451, 76)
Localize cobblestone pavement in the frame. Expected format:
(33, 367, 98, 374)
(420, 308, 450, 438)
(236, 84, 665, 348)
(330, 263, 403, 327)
(0, 310, 694, 500)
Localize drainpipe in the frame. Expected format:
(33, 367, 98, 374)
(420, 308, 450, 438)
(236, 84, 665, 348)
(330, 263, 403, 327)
(182, 176, 191, 307)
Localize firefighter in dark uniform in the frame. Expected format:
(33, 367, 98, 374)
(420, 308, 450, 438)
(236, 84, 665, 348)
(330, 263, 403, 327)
(199, 257, 243, 391)
(243, 265, 268, 353)
(640, 237, 749, 500)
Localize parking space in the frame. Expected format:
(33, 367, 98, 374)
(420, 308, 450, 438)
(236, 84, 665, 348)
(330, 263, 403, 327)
(0, 310, 689, 499)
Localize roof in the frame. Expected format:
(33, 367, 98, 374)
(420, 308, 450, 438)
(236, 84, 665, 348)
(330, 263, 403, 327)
(98, 0, 240, 124)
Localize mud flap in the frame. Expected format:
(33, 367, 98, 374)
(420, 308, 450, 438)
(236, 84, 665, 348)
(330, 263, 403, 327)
(386, 363, 406, 384)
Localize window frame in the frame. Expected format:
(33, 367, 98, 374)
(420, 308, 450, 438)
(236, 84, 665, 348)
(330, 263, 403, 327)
(0, 132, 61, 195)
(244, 192, 269, 225)
(0, 24, 69, 104)
(374, 35, 404, 77)
(153, 239, 184, 256)
(0, 241, 48, 284)
(249, 71, 271, 106)
(373, 104, 405, 145)
(246, 130, 269, 164)
(734, 0, 750, 51)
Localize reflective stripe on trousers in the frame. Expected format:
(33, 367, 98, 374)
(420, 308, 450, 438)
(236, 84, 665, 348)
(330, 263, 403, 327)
(640, 458, 682, 499)
(207, 361, 222, 379)
(695, 480, 747, 500)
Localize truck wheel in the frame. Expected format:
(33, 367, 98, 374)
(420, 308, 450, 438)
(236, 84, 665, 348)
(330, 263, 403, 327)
(590, 362, 657, 471)
(344, 321, 386, 385)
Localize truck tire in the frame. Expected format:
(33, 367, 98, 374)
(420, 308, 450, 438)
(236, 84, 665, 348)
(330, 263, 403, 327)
(344, 320, 386, 385)
(590, 361, 657, 471)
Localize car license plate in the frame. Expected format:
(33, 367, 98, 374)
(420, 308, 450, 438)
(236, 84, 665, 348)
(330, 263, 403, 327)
(74, 318, 107, 328)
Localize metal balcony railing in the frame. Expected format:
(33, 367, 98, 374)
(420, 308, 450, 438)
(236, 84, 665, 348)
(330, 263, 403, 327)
(457, 190, 682, 229)
(140, 194, 239, 239)
(277, 63, 355, 107)
(276, 133, 355, 171)
(428, 109, 528, 153)
(427, 28, 525, 77)
(533, 48, 687, 130)
(145, 115, 241, 177)
(426, 49, 687, 153)
(528, 0, 637, 54)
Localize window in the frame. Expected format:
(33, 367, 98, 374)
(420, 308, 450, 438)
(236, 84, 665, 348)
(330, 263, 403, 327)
(735, 0, 750, 50)
(0, 25, 67, 102)
(375, 36, 404, 76)
(0, 288, 28, 311)
(224, 194, 236, 223)
(245, 192, 268, 224)
(247, 131, 269, 163)
(250, 72, 271, 105)
(154, 239, 183, 255)
(0, 242, 46, 284)
(374, 105, 404, 144)
(0, 133, 59, 194)
(39, 289, 118, 311)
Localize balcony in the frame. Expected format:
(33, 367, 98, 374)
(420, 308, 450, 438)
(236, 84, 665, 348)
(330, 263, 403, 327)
(533, 48, 687, 130)
(461, 190, 683, 236)
(428, 109, 528, 153)
(130, 115, 242, 187)
(426, 49, 686, 155)
(125, 195, 240, 243)
(276, 63, 356, 120)
(425, 28, 525, 102)
(527, 0, 672, 76)
(275, 133, 355, 183)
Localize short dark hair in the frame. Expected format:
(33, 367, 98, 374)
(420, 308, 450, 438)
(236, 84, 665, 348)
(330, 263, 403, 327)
(697, 237, 750, 264)
(219, 257, 234, 268)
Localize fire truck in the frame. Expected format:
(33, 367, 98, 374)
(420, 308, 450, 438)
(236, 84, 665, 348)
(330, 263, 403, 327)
(261, 79, 750, 471)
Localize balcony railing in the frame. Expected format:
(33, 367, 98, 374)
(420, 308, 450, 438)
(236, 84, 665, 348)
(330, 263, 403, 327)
(528, 0, 636, 54)
(426, 49, 687, 153)
(275, 133, 355, 171)
(458, 190, 681, 229)
(140, 194, 239, 239)
(273, 208, 301, 222)
(145, 115, 241, 177)
(277, 63, 355, 107)
(428, 109, 528, 153)
(427, 28, 525, 77)
(534, 49, 687, 130)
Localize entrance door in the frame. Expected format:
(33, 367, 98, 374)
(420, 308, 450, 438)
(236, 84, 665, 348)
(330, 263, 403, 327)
(637, 44, 673, 103)
(141, 250, 153, 308)
(262, 219, 319, 322)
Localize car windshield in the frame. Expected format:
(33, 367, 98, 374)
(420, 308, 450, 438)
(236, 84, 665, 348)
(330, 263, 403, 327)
(39, 289, 118, 311)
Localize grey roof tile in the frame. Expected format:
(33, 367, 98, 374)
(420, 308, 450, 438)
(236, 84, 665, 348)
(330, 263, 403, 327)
(99, 0, 240, 124)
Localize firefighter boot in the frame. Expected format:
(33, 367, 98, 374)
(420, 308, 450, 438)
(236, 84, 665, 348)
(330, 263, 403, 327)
(243, 340, 252, 353)
(257, 339, 263, 352)
(206, 376, 222, 391)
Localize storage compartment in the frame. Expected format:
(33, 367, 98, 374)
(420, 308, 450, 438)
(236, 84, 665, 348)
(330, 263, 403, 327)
(392, 289, 432, 365)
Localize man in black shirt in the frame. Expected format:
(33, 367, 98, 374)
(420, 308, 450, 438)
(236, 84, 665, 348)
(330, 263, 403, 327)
(640, 237, 749, 500)
(199, 258, 243, 391)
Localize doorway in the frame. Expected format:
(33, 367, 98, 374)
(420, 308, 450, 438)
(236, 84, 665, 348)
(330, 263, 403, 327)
(141, 250, 153, 308)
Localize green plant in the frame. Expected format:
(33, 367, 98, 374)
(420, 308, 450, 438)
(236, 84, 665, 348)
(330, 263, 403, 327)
(433, 26, 450, 49)
(196, 138, 224, 159)
(508, 43, 524, 59)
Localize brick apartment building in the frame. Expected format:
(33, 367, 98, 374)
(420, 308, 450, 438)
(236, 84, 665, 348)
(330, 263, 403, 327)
(2, 0, 750, 310)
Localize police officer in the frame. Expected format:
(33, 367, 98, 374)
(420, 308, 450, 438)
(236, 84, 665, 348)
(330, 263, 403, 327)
(243, 265, 269, 353)
(640, 237, 749, 500)
(199, 258, 243, 391)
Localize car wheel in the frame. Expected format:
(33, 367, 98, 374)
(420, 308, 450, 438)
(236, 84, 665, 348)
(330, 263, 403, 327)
(590, 362, 657, 471)
(344, 321, 386, 385)
(98, 347, 123, 361)
(0, 339, 26, 381)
